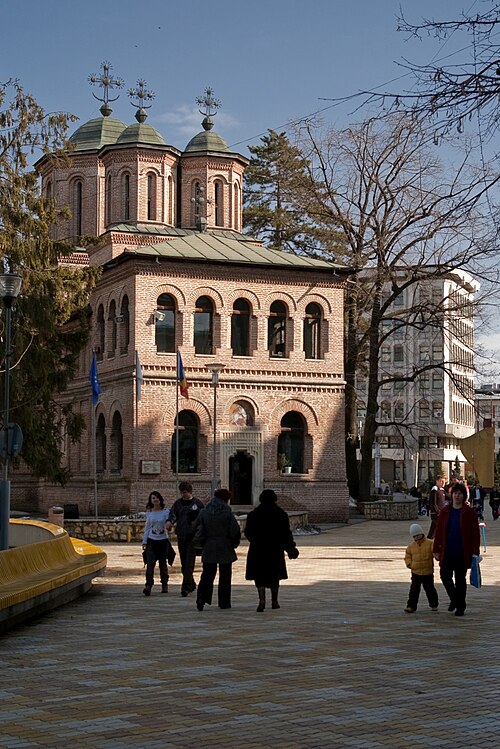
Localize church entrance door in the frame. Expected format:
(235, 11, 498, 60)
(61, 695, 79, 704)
(229, 451, 253, 505)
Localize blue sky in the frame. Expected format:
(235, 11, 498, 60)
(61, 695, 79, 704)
(2, 0, 469, 154)
(3, 0, 498, 371)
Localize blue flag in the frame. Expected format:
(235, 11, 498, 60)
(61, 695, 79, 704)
(89, 351, 101, 405)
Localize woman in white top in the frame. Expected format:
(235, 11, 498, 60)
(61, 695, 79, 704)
(142, 491, 172, 596)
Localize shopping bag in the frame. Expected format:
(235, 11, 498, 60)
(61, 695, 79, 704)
(470, 554, 481, 589)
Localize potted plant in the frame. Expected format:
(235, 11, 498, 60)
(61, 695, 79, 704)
(278, 453, 293, 474)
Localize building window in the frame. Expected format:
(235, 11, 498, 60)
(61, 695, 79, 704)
(233, 182, 240, 229)
(194, 296, 213, 354)
(74, 180, 83, 237)
(394, 401, 404, 419)
(110, 411, 123, 472)
(106, 175, 112, 225)
(393, 344, 404, 363)
(304, 303, 322, 359)
(96, 305, 105, 362)
(108, 300, 117, 357)
(229, 400, 254, 427)
(419, 344, 430, 362)
(147, 173, 156, 220)
(214, 180, 223, 226)
(432, 401, 443, 418)
(46, 180, 52, 200)
(231, 298, 250, 356)
(432, 371, 444, 390)
(380, 401, 391, 419)
(268, 301, 287, 358)
(155, 294, 176, 353)
(192, 181, 204, 225)
(123, 173, 130, 220)
(119, 296, 130, 355)
(381, 346, 391, 363)
(419, 400, 430, 419)
(432, 344, 443, 361)
(96, 414, 106, 472)
(277, 411, 305, 473)
(171, 410, 198, 473)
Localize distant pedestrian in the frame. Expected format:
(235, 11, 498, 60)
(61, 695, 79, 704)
(244, 489, 299, 612)
(403, 523, 438, 613)
(193, 489, 241, 611)
(433, 483, 480, 617)
(427, 475, 447, 539)
(141, 491, 172, 596)
(169, 481, 204, 597)
(489, 487, 500, 520)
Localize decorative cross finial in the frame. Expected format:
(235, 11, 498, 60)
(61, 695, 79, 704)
(88, 62, 124, 117)
(196, 86, 221, 131)
(128, 79, 155, 123)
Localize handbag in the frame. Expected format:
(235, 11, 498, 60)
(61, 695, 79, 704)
(167, 541, 176, 566)
(470, 554, 481, 589)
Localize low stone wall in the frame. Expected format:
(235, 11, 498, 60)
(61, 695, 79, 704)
(63, 510, 309, 543)
(358, 498, 418, 521)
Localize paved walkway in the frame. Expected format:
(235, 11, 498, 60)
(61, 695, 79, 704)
(2, 514, 500, 748)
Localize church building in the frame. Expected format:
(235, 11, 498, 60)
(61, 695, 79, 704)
(22, 68, 351, 523)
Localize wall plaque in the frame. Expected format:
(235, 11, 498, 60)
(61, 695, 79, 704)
(141, 460, 161, 475)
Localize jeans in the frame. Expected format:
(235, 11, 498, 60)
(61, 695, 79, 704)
(177, 536, 197, 593)
(145, 539, 169, 588)
(197, 563, 232, 608)
(440, 555, 467, 613)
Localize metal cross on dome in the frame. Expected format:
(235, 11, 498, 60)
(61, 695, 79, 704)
(196, 87, 221, 118)
(128, 79, 155, 110)
(88, 62, 124, 116)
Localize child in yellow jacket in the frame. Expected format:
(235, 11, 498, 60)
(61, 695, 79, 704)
(404, 523, 439, 613)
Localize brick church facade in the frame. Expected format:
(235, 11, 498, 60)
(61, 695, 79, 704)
(16, 83, 350, 523)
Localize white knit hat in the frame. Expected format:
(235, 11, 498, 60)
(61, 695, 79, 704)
(409, 523, 424, 537)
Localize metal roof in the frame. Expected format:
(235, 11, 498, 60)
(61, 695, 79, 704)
(122, 233, 349, 271)
(68, 117, 127, 151)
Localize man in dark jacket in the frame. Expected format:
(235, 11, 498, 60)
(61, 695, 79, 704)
(427, 475, 447, 539)
(169, 481, 204, 597)
(433, 482, 480, 617)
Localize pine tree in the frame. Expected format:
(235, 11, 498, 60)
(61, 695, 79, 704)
(0, 79, 99, 483)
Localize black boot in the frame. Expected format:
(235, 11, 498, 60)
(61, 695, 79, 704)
(271, 586, 280, 609)
(256, 587, 266, 612)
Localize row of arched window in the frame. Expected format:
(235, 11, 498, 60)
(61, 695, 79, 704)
(156, 294, 325, 359)
(49, 174, 242, 238)
(95, 297, 130, 361)
(94, 408, 308, 475)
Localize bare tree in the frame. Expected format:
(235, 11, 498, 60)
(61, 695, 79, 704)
(290, 113, 499, 499)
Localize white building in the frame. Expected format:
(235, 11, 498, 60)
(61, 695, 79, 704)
(357, 268, 478, 489)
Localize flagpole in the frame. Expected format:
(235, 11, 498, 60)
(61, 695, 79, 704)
(135, 356, 139, 514)
(92, 401, 98, 521)
(175, 350, 180, 484)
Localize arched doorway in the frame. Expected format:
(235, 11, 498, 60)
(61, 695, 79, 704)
(229, 451, 253, 505)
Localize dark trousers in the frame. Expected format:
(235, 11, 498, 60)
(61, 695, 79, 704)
(197, 563, 232, 608)
(407, 573, 439, 610)
(440, 555, 467, 613)
(427, 514, 438, 539)
(145, 539, 169, 588)
(177, 536, 197, 593)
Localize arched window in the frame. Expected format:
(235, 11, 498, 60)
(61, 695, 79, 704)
(108, 300, 117, 356)
(231, 298, 250, 356)
(96, 413, 106, 473)
(110, 411, 123, 472)
(192, 181, 204, 225)
(304, 303, 322, 359)
(268, 301, 287, 358)
(214, 180, 223, 226)
(394, 401, 404, 420)
(97, 305, 105, 362)
(168, 175, 174, 224)
(120, 296, 130, 354)
(155, 293, 176, 353)
(233, 183, 239, 230)
(194, 296, 213, 354)
(123, 173, 130, 221)
(46, 180, 52, 200)
(74, 180, 83, 237)
(171, 410, 199, 473)
(147, 173, 156, 220)
(277, 411, 305, 473)
(106, 175, 112, 225)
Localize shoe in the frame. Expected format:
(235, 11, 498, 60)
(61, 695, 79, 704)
(181, 590, 188, 598)
(404, 607, 415, 613)
(196, 601, 204, 611)
(271, 602, 280, 610)
(161, 585, 168, 594)
(448, 603, 456, 612)
(143, 586, 151, 597)
(256, 603, 265, 612)
(188, 583, 197, 593)
(454, 610, 465, 617)
(431, 607, 439, 611)
(219, 605, 231, 609)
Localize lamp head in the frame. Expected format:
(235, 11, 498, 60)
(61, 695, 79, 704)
(0, 273, 22, 308)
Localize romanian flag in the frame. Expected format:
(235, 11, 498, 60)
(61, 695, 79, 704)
(177, 350, 189, 399)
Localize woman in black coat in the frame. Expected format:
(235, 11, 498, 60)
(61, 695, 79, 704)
(244, 489, 299, 612)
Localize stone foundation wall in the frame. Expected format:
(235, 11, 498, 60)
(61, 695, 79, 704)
(358, 499, 418, 521)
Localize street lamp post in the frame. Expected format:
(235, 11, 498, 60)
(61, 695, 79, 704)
(0, 272, 22, 551)
(205, 363, 225, 497)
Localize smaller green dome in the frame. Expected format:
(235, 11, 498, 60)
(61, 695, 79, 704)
(116, 122, 166, 146)
(69, 117, 127, 151)
(184, 130, 229, 154)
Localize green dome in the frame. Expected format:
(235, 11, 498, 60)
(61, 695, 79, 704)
(116, 122, 166, 146)
(69, 117, 127, 151)
(184, 130, 229, 153)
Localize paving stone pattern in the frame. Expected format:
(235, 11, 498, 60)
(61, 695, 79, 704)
(1, 516, 500, 748)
